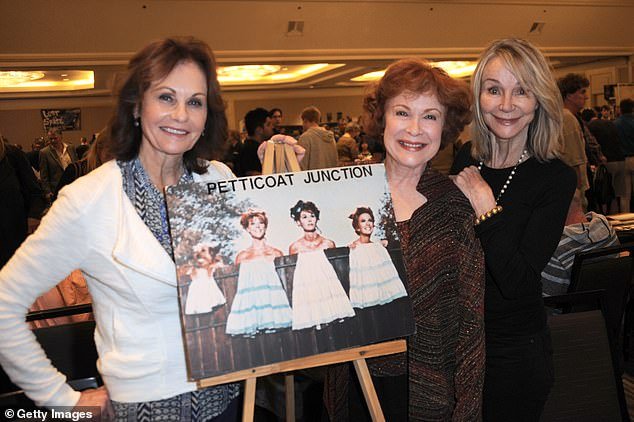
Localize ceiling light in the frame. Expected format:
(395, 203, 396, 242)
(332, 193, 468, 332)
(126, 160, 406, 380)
(217, 65, 281, 82)
(351, 70, 386, 83)
(434, 61, 477, 78)
(217, 63, 344, 86)
(351, 61, 477, 82)
(0, 70, 94, 92)
(0, 71, 45, 87)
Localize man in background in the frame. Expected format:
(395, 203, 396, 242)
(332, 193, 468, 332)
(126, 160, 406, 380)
(336, 122, 360, 165)
(238, 108, 273, 176)
(297, 106, 337, 170)
(39, 127, 77, 200)
(75, 136, 90, 159)
(557, 74, 592, 208)
(270, 108, 284, 134)
(616, 98, 634, 212)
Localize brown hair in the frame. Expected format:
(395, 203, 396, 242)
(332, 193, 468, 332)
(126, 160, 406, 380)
(349, 206, 374, 234)
(107, 37, 227, 174)
(240, 209, 268, 229)
(363, 58, 472, 148)
(300, 106, 321, 124)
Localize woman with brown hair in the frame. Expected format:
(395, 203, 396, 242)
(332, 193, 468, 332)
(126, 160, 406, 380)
(0, 38, 240, 420)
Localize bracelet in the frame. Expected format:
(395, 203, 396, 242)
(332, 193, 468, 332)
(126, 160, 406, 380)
(474, 205, 503, 226)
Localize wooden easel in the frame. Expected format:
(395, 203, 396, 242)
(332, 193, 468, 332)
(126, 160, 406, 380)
(199, 142, 403, 420)
(197, 339, 406, 422)
(261, 140, 302, 174)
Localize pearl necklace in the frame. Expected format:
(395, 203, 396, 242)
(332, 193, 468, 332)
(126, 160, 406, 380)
(477, 149, 528, 204)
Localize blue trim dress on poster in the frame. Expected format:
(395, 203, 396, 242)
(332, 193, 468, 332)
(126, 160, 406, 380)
(225, 258, 292, 336)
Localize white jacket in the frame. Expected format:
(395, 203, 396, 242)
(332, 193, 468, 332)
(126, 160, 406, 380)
(0, 159, 234, 407)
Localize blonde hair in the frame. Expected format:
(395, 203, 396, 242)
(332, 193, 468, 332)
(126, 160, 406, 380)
(471, 38, 562, 162)
(85, 129, 112, 172)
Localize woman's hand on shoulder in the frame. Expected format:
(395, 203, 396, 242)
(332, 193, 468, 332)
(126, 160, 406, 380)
(74, 386, 113, 420)
(451, 166, 497, 216)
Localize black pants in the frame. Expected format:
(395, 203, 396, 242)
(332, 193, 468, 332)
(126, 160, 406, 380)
(348, 370, 408, 422)
(483, 327, 554, 422)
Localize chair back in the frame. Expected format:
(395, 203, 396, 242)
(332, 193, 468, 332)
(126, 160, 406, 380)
(568, 243, 634, 344)
(0, 305, 98, 406)
(542, 291, 629, 421)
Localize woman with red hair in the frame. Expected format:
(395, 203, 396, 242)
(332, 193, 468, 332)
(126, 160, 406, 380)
(327, 58, 485, 421)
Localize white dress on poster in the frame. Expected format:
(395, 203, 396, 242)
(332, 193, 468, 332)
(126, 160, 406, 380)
(292, 250, 355, 330)
(184, 267, 226, 315)
(288, 200, 355, 330)
(349, 243, 407, 308)
(225, 258, 292, 336)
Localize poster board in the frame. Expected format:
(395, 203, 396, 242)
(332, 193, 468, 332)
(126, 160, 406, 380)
(41, 108, 81, 131)
(165, 164, 414, 380)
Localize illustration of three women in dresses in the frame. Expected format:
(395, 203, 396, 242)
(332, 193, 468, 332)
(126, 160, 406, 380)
(184, 200, 407, 337)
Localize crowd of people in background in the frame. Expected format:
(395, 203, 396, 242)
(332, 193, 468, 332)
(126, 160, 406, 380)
(220, 105, 385, 177)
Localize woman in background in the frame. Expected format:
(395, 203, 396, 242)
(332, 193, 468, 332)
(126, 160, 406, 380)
(452, 38, 576, 421)
(0, 37, 240, 420)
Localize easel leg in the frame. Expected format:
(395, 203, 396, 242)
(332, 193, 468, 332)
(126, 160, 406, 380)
(242, 377, 256, 422)
(285, 374, 295, 422)
(353, 359, 386, 422)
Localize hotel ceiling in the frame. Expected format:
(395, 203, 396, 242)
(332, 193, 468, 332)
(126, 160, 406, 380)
(0, 0, 633, 99)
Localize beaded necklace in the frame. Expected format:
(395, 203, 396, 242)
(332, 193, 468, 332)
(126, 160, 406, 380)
(477, 149, 528, 204)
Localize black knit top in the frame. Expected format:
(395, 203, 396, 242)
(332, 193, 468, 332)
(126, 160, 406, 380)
(451, 142, 576, 338)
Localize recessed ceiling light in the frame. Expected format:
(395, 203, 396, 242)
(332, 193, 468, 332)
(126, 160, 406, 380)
(351, 61, 477, 82)
(0, 70, 94, 92)
(0, 71, 45, 87)
(217, 63, 344, 86)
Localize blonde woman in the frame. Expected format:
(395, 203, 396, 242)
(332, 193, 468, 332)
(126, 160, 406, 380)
(452, 38, 576, 421)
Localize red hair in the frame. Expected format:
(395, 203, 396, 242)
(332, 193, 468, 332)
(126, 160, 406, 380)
(363, 58, 472, 148)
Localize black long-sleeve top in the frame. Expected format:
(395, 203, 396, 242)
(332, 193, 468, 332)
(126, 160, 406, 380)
(451, 142, 576, 337)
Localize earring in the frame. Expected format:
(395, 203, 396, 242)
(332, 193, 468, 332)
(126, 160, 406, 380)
(134, 117, 140, 127)
(201, 130, 206, 137)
